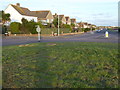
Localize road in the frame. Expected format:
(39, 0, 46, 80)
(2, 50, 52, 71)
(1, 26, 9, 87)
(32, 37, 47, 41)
(2, 30, 119, 46)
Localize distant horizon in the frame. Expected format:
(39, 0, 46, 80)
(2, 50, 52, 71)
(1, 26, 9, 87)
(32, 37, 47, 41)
(0, 0, 119, 26)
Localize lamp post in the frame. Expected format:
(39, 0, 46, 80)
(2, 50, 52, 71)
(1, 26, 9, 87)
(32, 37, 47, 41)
(90, 24, 94, 34)
(58, 15, 60, 36)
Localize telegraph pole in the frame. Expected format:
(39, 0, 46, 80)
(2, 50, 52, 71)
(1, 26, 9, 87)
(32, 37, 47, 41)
(58, 15, 60, 36)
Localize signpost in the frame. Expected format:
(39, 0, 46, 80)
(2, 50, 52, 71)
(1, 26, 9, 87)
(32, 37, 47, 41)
(36, 25, 41, 42)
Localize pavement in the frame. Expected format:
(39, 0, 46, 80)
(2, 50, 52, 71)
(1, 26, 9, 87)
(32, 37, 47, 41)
(1, 30, 119, 46)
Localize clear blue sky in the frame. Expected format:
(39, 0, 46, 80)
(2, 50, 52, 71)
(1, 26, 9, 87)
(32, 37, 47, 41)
(0, 0, 119, 26)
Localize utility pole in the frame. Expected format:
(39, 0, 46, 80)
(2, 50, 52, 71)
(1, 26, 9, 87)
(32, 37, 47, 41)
(58, 15, 60, 36)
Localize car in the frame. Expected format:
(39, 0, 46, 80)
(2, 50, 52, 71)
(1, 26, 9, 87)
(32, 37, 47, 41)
(4, 32, 9, 36)
(96, 30, 101, 33)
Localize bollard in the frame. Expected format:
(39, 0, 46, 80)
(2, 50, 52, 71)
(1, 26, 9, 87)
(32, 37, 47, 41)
(105, 31, 109, 38)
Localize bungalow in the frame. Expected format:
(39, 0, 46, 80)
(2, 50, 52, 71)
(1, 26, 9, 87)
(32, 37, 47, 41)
(88, 23, 92, 28)
(53, 13, 66, 24)
(65, 16, 71, 25)
(78, 22, 88, 28)
(4, 3, 53, 24)
(71, 18, 76, 25)
(88, 24, 97, 28)
(4, 3, 38, 23)
(92, 25, 97, 28)
(31, 10, 54, 25)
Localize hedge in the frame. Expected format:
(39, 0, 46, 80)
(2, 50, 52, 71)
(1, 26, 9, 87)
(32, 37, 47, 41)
(10, 22, 21, 34)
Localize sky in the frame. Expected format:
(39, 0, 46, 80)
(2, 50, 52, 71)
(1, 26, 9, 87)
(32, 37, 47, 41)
(0, 0, 119, 26)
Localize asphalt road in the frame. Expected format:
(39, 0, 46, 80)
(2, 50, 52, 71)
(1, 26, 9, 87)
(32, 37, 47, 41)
(2, 30, 119, 46)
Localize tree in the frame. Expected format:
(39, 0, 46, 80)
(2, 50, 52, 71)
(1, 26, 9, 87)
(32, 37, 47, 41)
(20, 18, 43, 34)
(21, 18, 28, 25)
(27, 20, 38, 34)
(2, 10, 11, 24)
(36, 21, 44, 28)
(71, 23, 75, 27)
(53, 17, 62, 28)
(20, 18, 29, 33)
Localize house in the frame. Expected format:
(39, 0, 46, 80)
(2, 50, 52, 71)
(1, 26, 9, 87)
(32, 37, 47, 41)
(4, 3, 54, 24)
(91, 24, 97, 28)
(4, 3, 38, 23)
(53, 13, 66, 24)
(31, 10, 54, 25)
(71, 18, 76, 25)
(78, 22, 88, 28)
(78, 22, 97, 29)
(65, 16, 71, 25)
(88, 23, 92, 28)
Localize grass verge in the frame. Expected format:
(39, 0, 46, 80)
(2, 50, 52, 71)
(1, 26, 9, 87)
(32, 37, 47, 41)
(2, 42, 118, 88)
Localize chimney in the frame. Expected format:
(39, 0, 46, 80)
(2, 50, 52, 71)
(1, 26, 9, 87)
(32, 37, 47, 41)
(16, 3, 20, 7)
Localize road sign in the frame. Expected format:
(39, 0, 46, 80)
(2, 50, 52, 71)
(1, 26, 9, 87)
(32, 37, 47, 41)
(36, 25, 41, 32)
(36, 25, 41, 42)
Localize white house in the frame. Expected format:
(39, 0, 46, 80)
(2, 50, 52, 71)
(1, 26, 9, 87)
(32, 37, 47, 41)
(4, 3, 54, 25)
(4, 3, 38, 23)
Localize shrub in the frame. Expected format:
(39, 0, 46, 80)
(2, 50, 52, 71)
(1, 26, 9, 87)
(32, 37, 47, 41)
(41, 28, 57, 34)
(84, 28, 91, 32)
(71, 23, 75, 27)
(77, 28, 83, 32)
(10, 22, 21, 34)
(27, 21, 38, 34)
(61, 24, 70, 28)
(20, 18, 30, 34)
(60, 28, 71, 33)
(10, 19, 44, 34)
(36, 21, 44, 28)
(92, 28, 95, 31)
(20, 19, 42, 34)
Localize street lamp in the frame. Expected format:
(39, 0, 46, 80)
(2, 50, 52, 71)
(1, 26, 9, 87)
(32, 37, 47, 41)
(58, 15, 60, 36)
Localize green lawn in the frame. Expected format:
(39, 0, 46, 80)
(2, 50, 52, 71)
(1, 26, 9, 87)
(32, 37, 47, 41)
(2, 42, 118, 88)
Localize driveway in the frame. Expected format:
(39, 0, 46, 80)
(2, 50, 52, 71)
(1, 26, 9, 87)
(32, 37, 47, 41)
(2, 30, 119, 46)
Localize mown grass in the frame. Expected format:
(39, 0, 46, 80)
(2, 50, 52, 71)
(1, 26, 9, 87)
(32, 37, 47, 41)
(2, 42, 119, 88)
